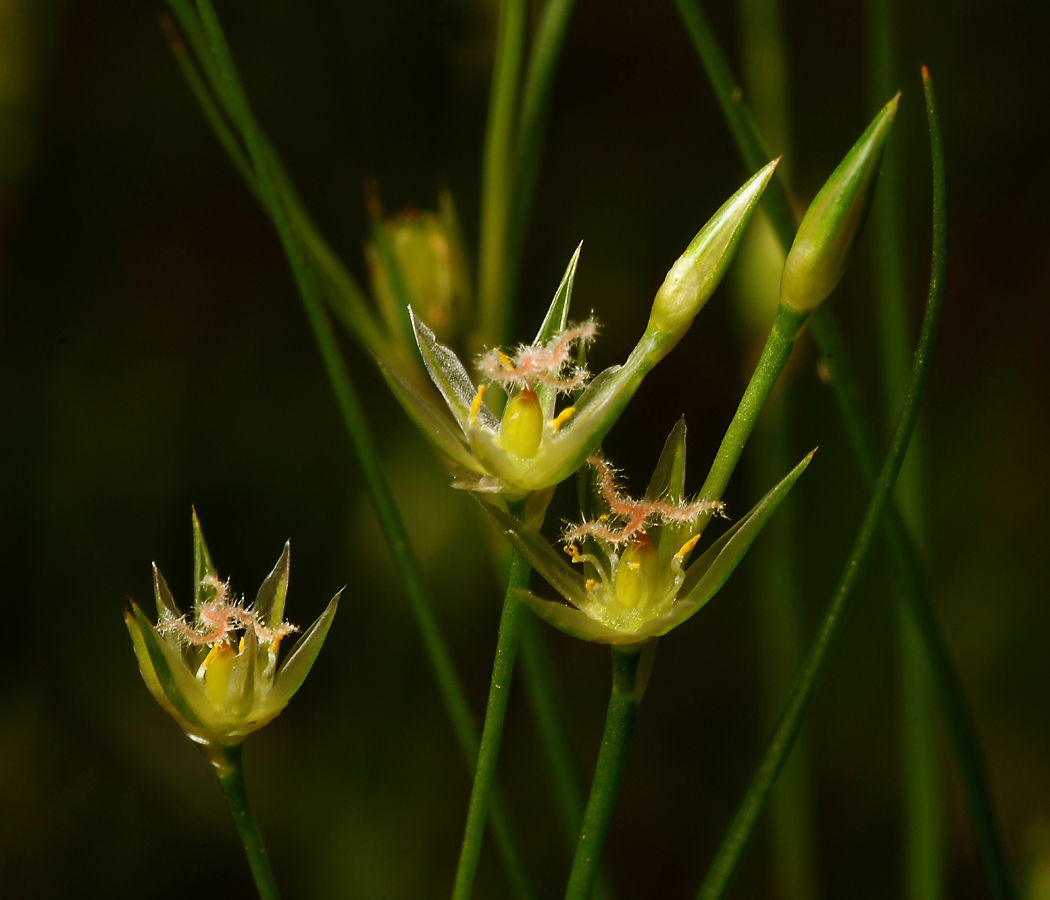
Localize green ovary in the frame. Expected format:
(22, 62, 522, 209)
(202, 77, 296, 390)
(500, 387, 543, 458)
(615, 539, 659, 611)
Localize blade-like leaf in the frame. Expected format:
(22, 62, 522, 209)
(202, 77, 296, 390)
(379, 357, 483, 472)
(129, 601, 212, 731)
(271, 593, 340, 708)
(152, 563, 182, 620)
(476, 498, 590, 608)
(513, 589, 627, 644)
(192, 508, 218, 609)
(411, 308, 498, 431)
(668, 450, 814, 632)
(255, 541, 290, 629)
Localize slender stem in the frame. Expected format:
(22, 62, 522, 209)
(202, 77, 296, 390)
(505, 0, 580, 315)
(674, 6, 1017, 895)
(452, 543, 532, 900)
(695, 68, 948, 900)
(564, 645, 648, 900)
(698, 302, 807, 505)
(865, 3, 942, 898)
(477, 0, 528, 348)
(182, 6, 535, 897)
(211, 744, 282, 900)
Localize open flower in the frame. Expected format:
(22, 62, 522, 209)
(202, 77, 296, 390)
(481, 420, 813, 645)
(380, 161, 779, 498)
(125, 511, 339, 749)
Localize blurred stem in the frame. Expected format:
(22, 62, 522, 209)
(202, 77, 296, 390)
(453, 540, 531, 900)
(674, 6, 1016, 895)
(505, 0, 579, 315)
(211, 744, 282, 900)
(735, 0, 818, 893)
(699, 302, 808, 506)
(564, 644, 648, 900)
(866, 2, 943, 899)
(695, 72, 946, 899)
(175, 4, 535, 897)
(478, 0, 528, 348)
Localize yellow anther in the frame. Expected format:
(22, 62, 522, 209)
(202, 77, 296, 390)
(675, 534, 702, 560)
(585, 578, 597, 592)
(201, 642, 235, 705)
(469, 384, 486, 425)
(547, 406, 575, 432)
(238, 636, 245, 653)
(563, 544, 582, 563)
(497, 350, 515, 370)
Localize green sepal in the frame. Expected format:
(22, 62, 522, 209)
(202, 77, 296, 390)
(533, 243, 582, 420)
(271, 592, 341, 709)
(152, 562, 182, 621)
(378, 356, 482, 472)
(124, 609, 180, 720)
(666, 449, 815, 630)
(127, 601, 211, 732)
(477, 498, 590, 609)
(230, 625, 257, 718)
(192, 507, 219, 609)
(254, 541, 290, 629)
(780, 95, 899, 314)
(648, 159, 779, 346)
(644, 418, 690, 572)
(513, 589, 626, 643)
(411, 308, 498, 432)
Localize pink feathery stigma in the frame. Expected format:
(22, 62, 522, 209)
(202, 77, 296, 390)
(564, 456, 725, 546)
(477, 320, 598, 392)
(158, 576, 297, 647)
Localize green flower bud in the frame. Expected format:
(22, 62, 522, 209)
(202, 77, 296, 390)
(780, 95, 899, 314)
(648, 159, 779, 345)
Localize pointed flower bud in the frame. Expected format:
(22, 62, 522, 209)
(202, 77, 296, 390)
(780, 95, 900, 314)
(648, 159, 779, 349)
(479, 420, 814, 644)
(124, 511, 340, 750)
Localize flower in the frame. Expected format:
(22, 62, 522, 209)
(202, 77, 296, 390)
(125, 511, 339, 749)
(480, 420, 813, 645)
(380, 161, 779, 498)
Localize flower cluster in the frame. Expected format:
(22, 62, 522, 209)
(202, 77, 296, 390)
(125, 512, 339, 749)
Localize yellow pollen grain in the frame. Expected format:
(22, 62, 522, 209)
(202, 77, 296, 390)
(547, 406, 575, 432)
(469, 384, 486, 425)
(585, 578, 597, 592)
(627, 561, 641, 572)
(676, 534, 702, 560)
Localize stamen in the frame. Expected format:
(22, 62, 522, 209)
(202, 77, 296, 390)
(585, 578, 597, 592)
(469, 384, 486, 425)
(675, 534, 702, 560)
(548, 407, 575, 432)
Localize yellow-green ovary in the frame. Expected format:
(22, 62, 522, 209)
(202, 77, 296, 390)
(500, 388, 543, 458)
(615, 541, 659, 611)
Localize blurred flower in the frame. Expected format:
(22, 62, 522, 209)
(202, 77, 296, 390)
(125, 511, 339, 749)
(481, 420, 813, 644)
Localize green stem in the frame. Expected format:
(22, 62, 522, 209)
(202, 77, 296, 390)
(674, 6, 1016, 895)
(865, 3, 942, 898)
(477, 0, 528, 348)
(695, 68, 948, 900)
(699, 302, 807, 504)
(211, 744, 282, 900)
(564, 645, 649, 900)
(182, 5, 535, 897)
(505, 0, 579, 314)
(452, 544, 532, 900)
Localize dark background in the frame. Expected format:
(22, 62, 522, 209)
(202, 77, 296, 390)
(2, 0, 1048, 898)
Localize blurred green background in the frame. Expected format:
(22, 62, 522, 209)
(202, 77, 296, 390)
(2, 0, 1048, 898)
